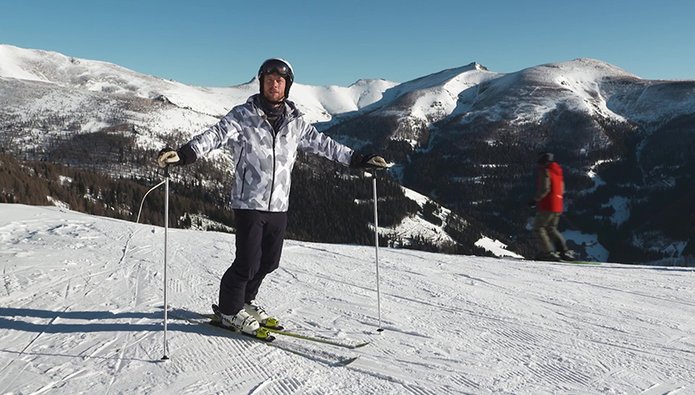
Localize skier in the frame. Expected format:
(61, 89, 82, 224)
(528, 152, 573, 261)
(157, 58, 388, 339)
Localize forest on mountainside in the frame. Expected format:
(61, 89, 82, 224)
(0, 147, 489, 256)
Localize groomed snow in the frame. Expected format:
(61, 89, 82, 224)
(1, 204, 694, 394)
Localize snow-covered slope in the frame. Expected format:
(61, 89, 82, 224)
(394, 186, 522, 258)
(5, 44, 695, 139)
(0, 44, 395, 124)
(451, 58, 695, 127)
(288, 78, 398, 122)
(0, 44, 240, 116)
(4, 44, 694, 152)
(452, 58, 634, 124)
(324, 63, 501, 148)
(368, 62, 499, 120)
(2, 204, 694, 393)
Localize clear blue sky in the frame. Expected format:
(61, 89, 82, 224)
(2, 0, 693, 87)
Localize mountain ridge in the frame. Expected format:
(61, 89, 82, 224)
(2, 44, 694, 264)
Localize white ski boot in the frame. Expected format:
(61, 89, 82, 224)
(244, 300, 282, 329)
(560, 249, 576, 261)
(219, 308, 263, 336)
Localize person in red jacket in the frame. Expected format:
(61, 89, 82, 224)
(529, 152, 573, 261)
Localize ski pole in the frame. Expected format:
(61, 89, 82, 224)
(371, 172, 384, 332)
(162, 165, 170, 360)
(135, 166, 171, 361)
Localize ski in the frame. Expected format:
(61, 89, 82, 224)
(199, 311, 369, 350)
(208, 318, 276, 342)
(544, 258, 602, 265)
(169, 309, 359, 367)
(266, 327, 370, 349)
(505, 256, 602, 265)
(566, 260, 601, 265)
(169, 310, 275, 343)
(268, 340, 359, 367)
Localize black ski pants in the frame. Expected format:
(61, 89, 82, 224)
(218, 209, 287, 315)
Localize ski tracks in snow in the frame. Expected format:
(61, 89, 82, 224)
(0, 212, 163, 394)
(279, 242, 695, 393)
(3, 206, 695, 393)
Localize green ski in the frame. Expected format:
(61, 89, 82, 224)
(199, 312, 370, 349)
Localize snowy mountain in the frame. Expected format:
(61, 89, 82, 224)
(0, 44, 504, 256)
(2, 204, 694, 394)
(452, 59, 638, 123)
(395, 59, 695, 263)
(2, 44, 695, 263)
(316, 62, 501, 154)
(0, 44, 399, 164)
(0, 44, 395, 124)
(313, 57, 695, 263)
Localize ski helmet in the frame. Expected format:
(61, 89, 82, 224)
(258, 58, 294, 98)
(537, 152, 554, 165)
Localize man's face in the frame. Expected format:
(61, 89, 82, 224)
(263, 73, 286, 103)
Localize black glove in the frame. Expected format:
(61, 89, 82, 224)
(528, 199, 537, 209)
(156, 144, 197, 168)
(350, 153, 389, 169)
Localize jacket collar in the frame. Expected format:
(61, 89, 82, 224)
(247, 94, 302, 121)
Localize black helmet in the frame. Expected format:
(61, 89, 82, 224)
(258, 58, 294, 98)
(537, 152, 554, 165)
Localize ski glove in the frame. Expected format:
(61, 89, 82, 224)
(157, 148, 179, 168)
(157, 144, 197, 168)
(350, 153, 389, 169)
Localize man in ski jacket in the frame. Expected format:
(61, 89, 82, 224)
(529, 152, 572, 261)
(157, 58, 388, 339)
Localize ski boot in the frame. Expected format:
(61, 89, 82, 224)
(559, 249, 576, 261)
(245, 300, 283, 330)
(218, 308, 272, 340)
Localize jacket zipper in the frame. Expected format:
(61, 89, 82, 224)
(236, 147, 245, 200)
(240, 167, 247, 199)
(267, 128, 277, 211)
(260, 105, 292, 211)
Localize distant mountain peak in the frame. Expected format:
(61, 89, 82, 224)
(465, 62, 488, 72)
(534, 58, 639, 79)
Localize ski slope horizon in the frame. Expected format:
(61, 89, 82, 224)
(1, 203, 694, 394)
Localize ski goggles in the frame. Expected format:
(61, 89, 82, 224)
(260, 60, 292, 77)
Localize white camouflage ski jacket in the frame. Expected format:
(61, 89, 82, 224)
(187, 94, 354, 212)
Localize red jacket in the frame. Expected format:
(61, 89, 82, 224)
(536, 162, 564, 213)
